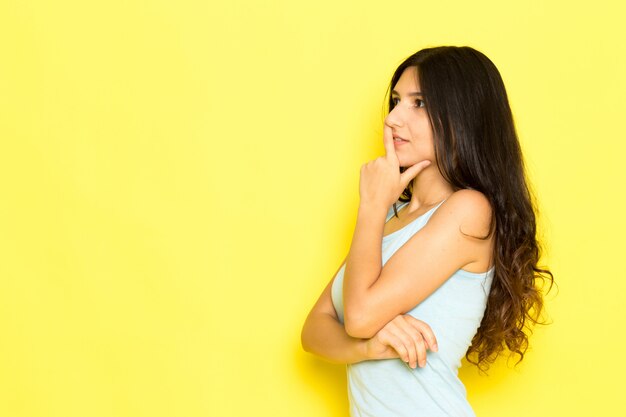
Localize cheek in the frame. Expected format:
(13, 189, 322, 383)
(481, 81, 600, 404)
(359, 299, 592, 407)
(411, 139, 435, 157)
(413, 131, 435, 156)
(397, 148, 422, 168)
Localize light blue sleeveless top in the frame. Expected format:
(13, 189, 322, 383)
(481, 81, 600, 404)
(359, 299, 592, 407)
(331, 200, 494, 417)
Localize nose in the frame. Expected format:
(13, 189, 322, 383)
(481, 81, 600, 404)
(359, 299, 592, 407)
(385, 103, 404, 128)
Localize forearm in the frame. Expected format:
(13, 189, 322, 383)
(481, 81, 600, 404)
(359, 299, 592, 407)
(343, 203, 387, 328)
(301, 312, 369, 364)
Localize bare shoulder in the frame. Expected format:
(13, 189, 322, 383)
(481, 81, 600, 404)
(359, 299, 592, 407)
(431, 189, 493, 239)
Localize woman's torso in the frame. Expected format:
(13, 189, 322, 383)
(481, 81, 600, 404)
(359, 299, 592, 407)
(331, 200, 494, 417)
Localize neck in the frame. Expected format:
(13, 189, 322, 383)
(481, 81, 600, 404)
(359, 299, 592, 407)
(404, 165, 455, 212)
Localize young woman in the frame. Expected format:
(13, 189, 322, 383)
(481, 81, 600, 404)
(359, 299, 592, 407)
(301, 46, 553, 416)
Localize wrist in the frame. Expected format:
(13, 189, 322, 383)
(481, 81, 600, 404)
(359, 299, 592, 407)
(355, 338, 371, 362)
(358, 201, 389, 218)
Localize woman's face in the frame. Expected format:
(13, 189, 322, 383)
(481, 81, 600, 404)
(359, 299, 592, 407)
(385, 66, 435, 168)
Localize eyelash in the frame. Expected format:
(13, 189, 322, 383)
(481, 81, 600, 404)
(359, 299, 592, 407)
(392, 97, 425, 108)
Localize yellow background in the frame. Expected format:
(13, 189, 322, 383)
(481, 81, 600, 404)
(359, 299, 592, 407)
(1, 1, 624, 416)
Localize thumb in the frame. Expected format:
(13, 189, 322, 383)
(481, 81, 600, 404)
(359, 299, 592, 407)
(399, 160, 431, 186)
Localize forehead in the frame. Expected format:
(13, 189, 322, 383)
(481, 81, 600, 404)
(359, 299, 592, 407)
(392, 66, 421, 94)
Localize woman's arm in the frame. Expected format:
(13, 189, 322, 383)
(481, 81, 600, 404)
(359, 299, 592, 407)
(301, 261, 439, 368)
(343, 192, 492, 338)
(300, 275, 370, 364)
(343, 126, 493, 339)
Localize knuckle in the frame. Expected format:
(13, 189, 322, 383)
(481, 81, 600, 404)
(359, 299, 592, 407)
(413, 318, 426, 327)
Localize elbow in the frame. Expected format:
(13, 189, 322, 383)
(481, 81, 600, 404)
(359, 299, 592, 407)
(300, 321, 314, 353)
(343, 310, 377, 339)
(343, 291, 379, 338)
(300, 326, 310, 353)
(345, 321, 376, 339)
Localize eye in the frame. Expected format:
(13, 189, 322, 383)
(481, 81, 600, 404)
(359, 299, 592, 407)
(391, 97, 425, 109)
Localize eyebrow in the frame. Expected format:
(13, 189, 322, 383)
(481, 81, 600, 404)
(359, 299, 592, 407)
(391, 90, 423, 97)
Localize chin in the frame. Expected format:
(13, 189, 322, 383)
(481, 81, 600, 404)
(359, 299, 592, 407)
(398, 158, 419, 168)
(398, 152, 433, 169)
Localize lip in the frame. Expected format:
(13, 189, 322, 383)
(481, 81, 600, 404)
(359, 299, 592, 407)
(393, 136, 410, 146)
(393, 132, 409, 140)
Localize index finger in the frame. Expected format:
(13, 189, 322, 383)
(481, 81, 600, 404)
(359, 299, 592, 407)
(383, 124, 397, 161)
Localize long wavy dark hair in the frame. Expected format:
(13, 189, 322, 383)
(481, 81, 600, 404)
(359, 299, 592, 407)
(386, 46, 554, 372)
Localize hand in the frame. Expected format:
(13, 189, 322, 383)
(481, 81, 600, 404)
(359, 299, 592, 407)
(364, 315, 438, 369)
(359, 124, 431, 210)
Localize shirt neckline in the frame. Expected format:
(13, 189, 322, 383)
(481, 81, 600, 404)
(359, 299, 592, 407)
(382, 200, 445, 241)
